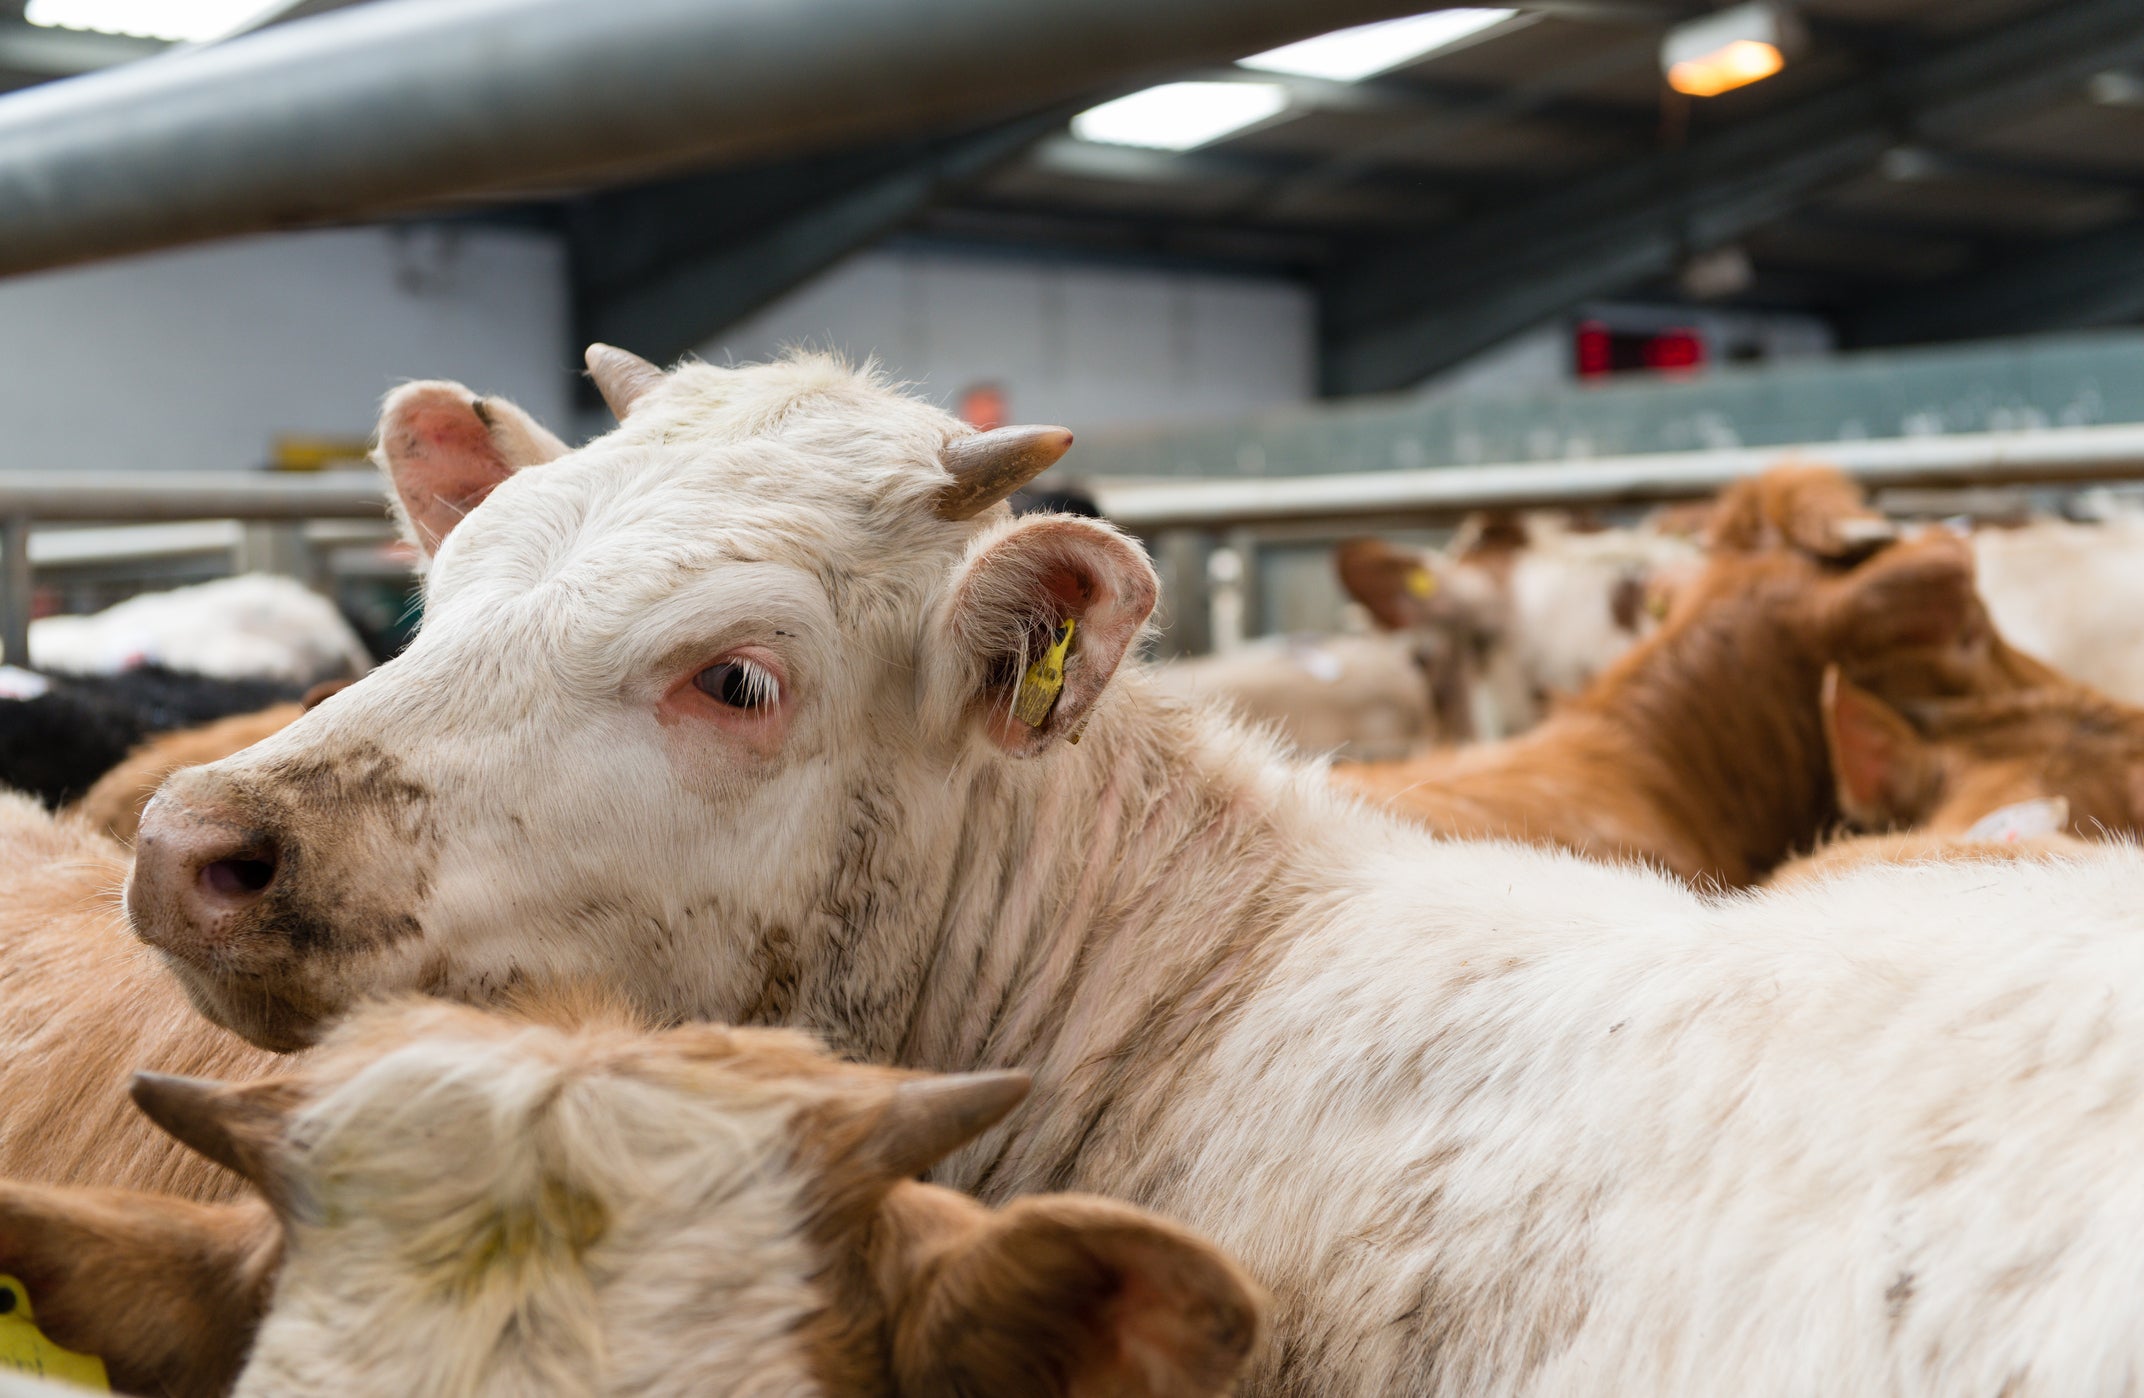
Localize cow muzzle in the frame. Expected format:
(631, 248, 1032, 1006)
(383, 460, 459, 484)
(130, 789, 281, 957)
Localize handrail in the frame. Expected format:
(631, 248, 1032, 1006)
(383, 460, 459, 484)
(1087, 423, 2144, 530)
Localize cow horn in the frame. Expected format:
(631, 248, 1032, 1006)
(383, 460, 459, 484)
(868, 1070, 1030, 1178)
(585, 343, 665, 420)
(936, 426, 1074, 520)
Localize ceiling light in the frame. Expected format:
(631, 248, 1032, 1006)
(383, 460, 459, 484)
(1662, 2, 1803, 98)
(24, 0, 282, 42)
(1240, 10, 1517, 83)
(1071, 82, 1290, 152)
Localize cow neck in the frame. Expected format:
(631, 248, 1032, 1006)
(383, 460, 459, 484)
(866, 675, 1349, 1194)
(1560, 567, 1838, 887)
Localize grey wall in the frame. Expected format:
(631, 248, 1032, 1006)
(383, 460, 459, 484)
(0, 224, 571, 474)
(701, 246, 1315, 431)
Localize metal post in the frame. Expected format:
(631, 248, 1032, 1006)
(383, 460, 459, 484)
(1, 516, 30, 668)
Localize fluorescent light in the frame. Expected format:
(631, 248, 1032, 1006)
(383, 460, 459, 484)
(24, 0, 283, 42)
(1071, 82, 1290, 152)
(1662, 2, 1801, 98)
(1241, 10, 1516, 82)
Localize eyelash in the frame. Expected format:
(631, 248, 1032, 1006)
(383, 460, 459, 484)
(694, 657, 780, 711)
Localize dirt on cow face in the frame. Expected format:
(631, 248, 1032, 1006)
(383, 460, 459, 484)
(129, 740, 442, 1052)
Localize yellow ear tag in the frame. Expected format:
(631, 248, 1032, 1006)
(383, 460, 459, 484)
(1406, 568, 1437, 600)
(1013, 619, 1076, 729)
(0, 1276, 108, 1390)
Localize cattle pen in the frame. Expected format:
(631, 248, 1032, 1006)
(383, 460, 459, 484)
(11, 0, 2144, 1392)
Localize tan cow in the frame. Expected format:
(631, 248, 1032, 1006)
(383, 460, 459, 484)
(0, 792, 268, 1202)
(0, 995, 1260, 1398)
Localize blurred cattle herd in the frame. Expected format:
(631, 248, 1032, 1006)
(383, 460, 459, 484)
(1158, 464, 2144, 886)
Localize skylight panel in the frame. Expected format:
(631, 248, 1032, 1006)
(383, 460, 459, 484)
(25, 0, 285, 43)
(1070, 82, 1291, 152)
(1239, 10, 1517, 83)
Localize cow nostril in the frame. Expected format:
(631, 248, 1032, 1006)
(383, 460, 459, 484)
(201, 855, 276, 900)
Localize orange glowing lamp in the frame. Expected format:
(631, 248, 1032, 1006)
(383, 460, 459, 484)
(1662, 4, 1801, 99)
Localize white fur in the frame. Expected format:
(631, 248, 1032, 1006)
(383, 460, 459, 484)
(28, 573, 370, 682)
(1151, 633, 1438, 760)
(156, 356, 2144, 1395)
(1974, 515, 2144, 704)
(238, 1021, 825, 1398)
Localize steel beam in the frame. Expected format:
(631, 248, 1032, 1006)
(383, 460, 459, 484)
(574, 116, 1061, 368)
(1318, 0, 2144, 395)
(0, 0, 1426, 278)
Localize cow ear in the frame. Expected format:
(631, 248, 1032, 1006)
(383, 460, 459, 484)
(0, 1180, 278, 1398)
(374, 380, 569, 556)
(1823, 666, 1943, 829)
(1823, 534, 1981, 658)
(1334, 539, 1444, 631)
(927, 515, 1157, 755)
(888, 1191, 1263, 1398)
(131, 1073, 302, 1207)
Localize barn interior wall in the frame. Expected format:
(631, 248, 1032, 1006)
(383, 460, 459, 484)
(0, 225, 572, 475)
(698, 247, 1316, 432)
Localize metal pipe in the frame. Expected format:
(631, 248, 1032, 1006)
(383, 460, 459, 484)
(0, 471, 385, 522)
(1090, 423, 2144, 530)
(0, 0, 1424, 277)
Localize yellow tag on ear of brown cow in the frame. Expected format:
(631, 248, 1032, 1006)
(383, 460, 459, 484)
(1406, 568, 1437, 599)
(0, 1275, 108, 1390)
(1013, 619, 1077, 729)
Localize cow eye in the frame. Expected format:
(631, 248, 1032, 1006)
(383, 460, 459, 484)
(694, 658, 778, 710)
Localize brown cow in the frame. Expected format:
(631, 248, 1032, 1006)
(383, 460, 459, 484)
(1335, 528, 2053, 886)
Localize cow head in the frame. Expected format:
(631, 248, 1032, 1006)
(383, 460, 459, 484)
(128, 350, 1157, 1050)
(1823, 666, 2144, 841)
(0, 997, 1259, 1398)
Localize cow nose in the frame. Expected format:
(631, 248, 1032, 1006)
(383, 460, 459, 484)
(199, 845, 279, 902)
(131, 792, 280, 954)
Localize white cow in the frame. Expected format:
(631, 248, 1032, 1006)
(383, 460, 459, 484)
(1973, 513, 2144, 705)
(1149, 632, 1447, 760)
(1338, 519, 1698, 739)
(127, 349, 2144, 1395)
(28, 574, 371, 683)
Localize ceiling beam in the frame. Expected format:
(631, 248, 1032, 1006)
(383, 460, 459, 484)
(572, 115, 1058, 377)
(1317, 0, 2144, 395)
(1844, 218, 2144, 347)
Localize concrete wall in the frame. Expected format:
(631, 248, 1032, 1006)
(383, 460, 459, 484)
(702, 246, 1315, 431)
(0, 225, 571, 474)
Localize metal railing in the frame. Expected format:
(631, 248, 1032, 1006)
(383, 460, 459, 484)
(0, 470, 386, 664)
(1086, 423, 2144, 654)
(5, 421, 2144, 666)
(1089, 422, 2144, 530)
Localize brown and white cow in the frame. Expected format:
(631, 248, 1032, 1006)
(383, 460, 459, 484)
(123, 350, 2144, 1394)
(0, 994, 1259, 1398)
